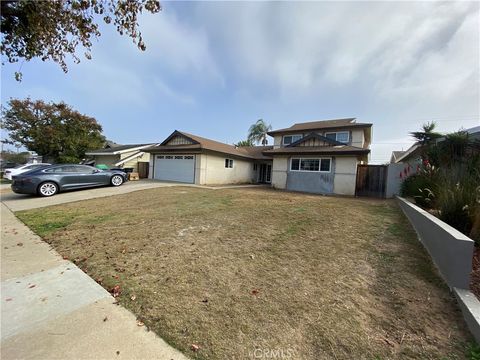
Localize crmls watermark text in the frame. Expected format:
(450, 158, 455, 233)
(249, 348, 296, 359)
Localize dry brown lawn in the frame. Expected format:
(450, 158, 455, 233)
(17, 187, 472, 359)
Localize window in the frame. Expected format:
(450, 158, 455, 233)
(283, 134, 303, 145)
(290, 158, 331, 172)
(325, 131, 349, 143)
(184, 155, 194, 160)
(225, 159, 233, 168)
(157, 155, 165, 159)
(174, 155, 184, 159)
(165, 155, 173, 159)
(253, 164, 258, 171)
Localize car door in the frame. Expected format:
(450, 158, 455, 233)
(70, 165, 110, 187)
(45, 166, 79, 189)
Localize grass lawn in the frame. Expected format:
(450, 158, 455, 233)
(17, 187, 472, 359)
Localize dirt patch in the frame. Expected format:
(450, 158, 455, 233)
(17, 187, 473, 359)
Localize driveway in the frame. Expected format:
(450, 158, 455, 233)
(0, 180, 179, 212)
(0, 180, 267, 212)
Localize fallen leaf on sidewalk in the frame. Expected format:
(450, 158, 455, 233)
(16, 242, 23, 246)
(5, 298, 13, 302)
(136, 320, 144, 327)
(62, 255, 69, 260)
(103, 316, 108, 322)
(28, 284, 36, 289)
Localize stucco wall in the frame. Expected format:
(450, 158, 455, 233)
(271, 157, 288, 189)
(333, 157, 358, 195)
(273, 136, 282, 149)
(93, 155, 120, 168)
(202, 153, 254, 185)
(397, 197, 474, 289)
(350, 129, 365, 148)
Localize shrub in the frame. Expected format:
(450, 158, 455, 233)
(435, 165, 480, 246)
(400, 173, 437, 208)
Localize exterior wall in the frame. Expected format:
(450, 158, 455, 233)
(271, 157, 288, 189)
(165, 135, 193, 145)
(333, 157, 358, 195)
(273, 136, 282, 149)
(201, 153, 255, 185)
(350, 129, 365, 148)
(119, 151, 151, 172)
(385, 163, 404, 198)
(93, 155, 120, 168)
(274, 128, 365, 148)
(397, 197, 474, 289)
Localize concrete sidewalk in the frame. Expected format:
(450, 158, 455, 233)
(0, 203, 188, 360)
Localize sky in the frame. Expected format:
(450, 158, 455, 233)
(1, 1, 479, 163)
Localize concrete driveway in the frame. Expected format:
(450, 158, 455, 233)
(0, 180, 180, 212)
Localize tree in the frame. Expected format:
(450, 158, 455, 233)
(235, 139, 254, 147)
(247, 119, 272, 146)
(1, 0, 161, 80)
(410, 121, 442, 146)
(410, 121, 442, 162)
(0, 150, 30, 164)
(1, 98, 106, 163)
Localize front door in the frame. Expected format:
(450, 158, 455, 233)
(258, 164, 272, 183)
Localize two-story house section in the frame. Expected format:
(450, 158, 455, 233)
(263, 118, 372, 195)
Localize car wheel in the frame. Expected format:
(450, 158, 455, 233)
(38, 182, 58, 197)
(111, 175, 124, 187)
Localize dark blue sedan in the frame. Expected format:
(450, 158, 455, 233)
(11, 164, 128, 197)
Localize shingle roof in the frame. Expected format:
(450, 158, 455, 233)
(262, 145, 370, 156)
(144, 131, 273, 160)
(268, 118, 372, 135)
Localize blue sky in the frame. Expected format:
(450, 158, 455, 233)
(1, 1, 479, 163)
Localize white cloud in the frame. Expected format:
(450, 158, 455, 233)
(153, 77, 196, 105)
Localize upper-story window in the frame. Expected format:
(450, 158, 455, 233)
(283, 134, 303, 145)
(325, 131, 349, 143)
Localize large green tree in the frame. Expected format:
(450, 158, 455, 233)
(1, 0, 161, 80)
(247, 119, 272, 146)
(1, 98, 106, 163)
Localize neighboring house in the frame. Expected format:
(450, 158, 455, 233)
(85, 143, 157, 177)
(393, 144, 422, 165)
(144, 118, 372, 195)
(390, 151, 406, 164)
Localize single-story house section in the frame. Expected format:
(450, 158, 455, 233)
(85, 143, 158, 177)
(144, 118, 372, 195)
(143, 131, 272, 185)
(264, 118, 372, 195)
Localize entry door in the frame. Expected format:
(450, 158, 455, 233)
(154, 155, 195, 183)
(258, 164, 272, 183)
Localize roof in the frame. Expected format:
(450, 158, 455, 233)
(114, 151, 146, 166)
(86, 144, 155, 155)
(395, 144, 421, 163)
(390, 150, 406, 163)
(262, 145, 370, 156)
(144, 131, 273, 160)
(267, 118, 372, 135)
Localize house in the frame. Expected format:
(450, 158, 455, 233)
(390, 151, 406, 164)
(263, 118, 372, 195)
(144, 131, 273, 184)
(144, 118, 372, 196)
(85, 143, 157, 177)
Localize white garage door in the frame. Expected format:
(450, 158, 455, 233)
(154, 155, 195, 183)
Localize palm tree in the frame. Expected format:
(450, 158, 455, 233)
(410, 121, 442, 146)
(247, 119, 272, 146)
(235, 139, 254, 147)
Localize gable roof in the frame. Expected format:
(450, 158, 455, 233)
(85, 143, 155, 155)
(286, 132, 345, 147)
(268, 118, 372, 135)
(390, 150, 406, 163)
(144, 130, 273, 160)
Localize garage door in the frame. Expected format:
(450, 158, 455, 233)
(154, 155, 195, 183)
